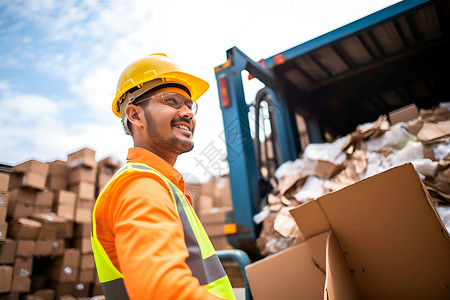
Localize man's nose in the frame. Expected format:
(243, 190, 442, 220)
(179, 104, 194, 119)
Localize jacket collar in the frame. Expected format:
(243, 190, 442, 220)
(126, 147, 185, 192)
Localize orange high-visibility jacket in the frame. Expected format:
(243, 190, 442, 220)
(92, 147, 233, 300)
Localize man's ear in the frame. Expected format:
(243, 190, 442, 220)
(126, 104, 145, 128)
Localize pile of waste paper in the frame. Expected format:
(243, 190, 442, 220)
(255, 104, 450, 256)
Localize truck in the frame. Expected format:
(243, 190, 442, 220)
(213, 0, 449, 261)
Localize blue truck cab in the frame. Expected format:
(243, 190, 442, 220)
(213, 0, 449, 259)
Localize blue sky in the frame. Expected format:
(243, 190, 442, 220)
(0, 0, 399, 182)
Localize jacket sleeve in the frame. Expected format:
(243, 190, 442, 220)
(107, 172, 225, 300)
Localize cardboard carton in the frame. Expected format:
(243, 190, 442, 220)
(48, 248, 80, 282)
(0, 172, 10, 192)
(12, 160, 49, 176)
(69, 166, 97, 185)
(51, 239, 66, 257)
(30, 212, 68, 240)
(25, 289, 55, 300)
(79, 254, 95, 270)
(15, 240, 36, 258)
(0, 265, 13, 293)
(73, 237, 93, 254)
(78, 268, 95, 283)
(9, 172, 47, 191)
(0, 192, 7, 221)
(11, 275, 31, 293)
(0, 222, 8, 242)
(67, 148, 96, 169)
(59, 220, 74, 239)
(74, 199, 94, 224)
(74, 223, 91, 238)
(54, 190, 76, 220)
(13, 257, 33, 277)
(72, 282, 90, 298)
(246, 163, 450, 300)
(7, 202, 33, 219)
(46, 175, 68, 191)
(34, 239, 55, 257)
(0, 239, 17, 264)
(35, 189, 53, 206)
(49, 160, 69, 177)
(7, 218, 42, 240)
(388, 103, 419, 125)
(33, 205, 53, 214)
(7, 188, 35, 218)
(69, 182, 96, 201)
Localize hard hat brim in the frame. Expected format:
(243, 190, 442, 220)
(112, 70, 209, 118)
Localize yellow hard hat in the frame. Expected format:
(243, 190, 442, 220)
(112, 53, 209, 118)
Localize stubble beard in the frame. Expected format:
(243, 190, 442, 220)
(144, 110, 194, 155)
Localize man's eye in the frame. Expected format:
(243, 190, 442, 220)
(164, 98, 179, 106)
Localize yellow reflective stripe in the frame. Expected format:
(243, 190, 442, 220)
(205, 276, 236, 300)
(92, 167, 128, 283)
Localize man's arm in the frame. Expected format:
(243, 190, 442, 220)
(107, 173, 223, 300)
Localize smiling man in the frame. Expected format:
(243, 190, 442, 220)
(91, 54, 235, 300)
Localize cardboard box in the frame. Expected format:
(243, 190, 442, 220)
(74, 223, 91, 238)
(8, 188, 35, 218)
(0, 222, 7, 242)
(213, 176, 233, 207)
(8, 188, 35, 205)
(26, 289, 55, 300)
(54, 190, 76, 220)
(35, 189, 53, 206)
(0, 172, 10, 192)
(78, 268, 95, 283)
(48, 248, 80, 282)
(13, 160, 49, 176)
(67, 148, 96, 169)
(7, 202, 33, 219)
(15, 240, 36, 258)
(9, 172, 46, 191)
(13, 257, 33, 277)
(35, 239, 55, 257)
(74, 200, 94, 224)
(0, 265, 13, 293)
(0, 239, 17, 264)
(30, 212, 68, 240)
(11, 275, 31, 293)
(51, 239, 66, 257)
(47, 175, 68, 191)
(69, 182, 96, 201)
(59, 220, 74, 239)
(7, 218, 42, 240)
(0, 192, 7, 221)
(246, 163, 450, 300)
(33, 205, 53, 214)
(79, 254, 95, 270)
(73, 237, 93, 254)
(49, 160, 69, 177)
(72, 282, 90, 298)
(69, 166, 97, 185)
(388, 103, 419, 125)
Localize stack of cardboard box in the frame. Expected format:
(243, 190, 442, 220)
(67, 148, 97, 225)
(0, 147, 121, 299)
(191, 175, 234, 251)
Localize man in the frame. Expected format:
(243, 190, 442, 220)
(91, 53, 235, 300)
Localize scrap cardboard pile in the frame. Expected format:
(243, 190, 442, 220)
(0, 148, 121, 300)
(247, 104, 450, 299)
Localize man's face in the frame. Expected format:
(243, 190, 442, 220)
(142, 92, 196, 156)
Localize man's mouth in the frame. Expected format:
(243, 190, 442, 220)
(174, 124, 191, 133)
